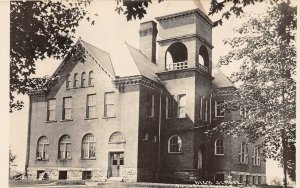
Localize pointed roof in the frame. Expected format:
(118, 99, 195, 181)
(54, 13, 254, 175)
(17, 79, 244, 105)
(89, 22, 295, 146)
(80, 39, 115, 76)
(109, 42, 161, 83)
(212, 68, 234, 88)
(162, 0, 207, 16)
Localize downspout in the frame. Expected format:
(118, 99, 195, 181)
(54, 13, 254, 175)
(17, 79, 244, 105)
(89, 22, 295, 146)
(157, 89, 162, 181)
(25, 96, 32, 178)
(209, 93, 212, 124)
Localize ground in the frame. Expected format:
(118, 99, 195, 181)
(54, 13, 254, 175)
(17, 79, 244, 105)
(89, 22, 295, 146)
(9, 180, 294, 188)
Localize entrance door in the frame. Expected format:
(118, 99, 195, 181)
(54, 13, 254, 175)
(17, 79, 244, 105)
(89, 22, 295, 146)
(110, 152, 124, 177)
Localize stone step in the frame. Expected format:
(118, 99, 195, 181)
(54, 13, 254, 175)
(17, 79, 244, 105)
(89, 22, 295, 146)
(106, 177, 124, 182)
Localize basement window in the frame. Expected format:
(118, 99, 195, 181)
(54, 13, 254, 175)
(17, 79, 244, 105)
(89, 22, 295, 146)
(58, 171, 67, 180)
(82, 171, 92, 180)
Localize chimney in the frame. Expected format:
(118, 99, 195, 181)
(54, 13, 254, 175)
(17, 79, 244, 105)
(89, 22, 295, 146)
(139, 21, 158, 63)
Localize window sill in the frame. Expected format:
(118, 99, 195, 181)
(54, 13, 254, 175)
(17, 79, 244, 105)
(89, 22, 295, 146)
(66, 85, 94, 90)
(35, 159, 49, 161)
(146, 115, 154, 118)
(215, 116, 225, 118)
(177, 117, 187, 119)
(166, 117, 173, 120)
(214, 154, 225, 156)
(108, 141, 126, 144)
(84, 117, 98, 120)
(168, 152, 182, 155)
(81, 158, 96, 160)
(102, 116, 116, 119)
(45, 120, 57, 123)
(58, 158, 72, 161)
(60, 119, 73, 122)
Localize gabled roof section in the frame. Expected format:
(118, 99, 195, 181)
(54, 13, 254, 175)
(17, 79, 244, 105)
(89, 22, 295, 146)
(126, 43, 161, 83)
(109, 42, 161, 83)
(212, 68, 234, 88)
(80, 39, 115, 76)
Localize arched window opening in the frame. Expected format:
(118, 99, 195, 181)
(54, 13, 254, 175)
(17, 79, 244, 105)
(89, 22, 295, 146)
(81, 72, 87, 87)
(168, 135, 182, 153)
(88, 71, 94, 86)
(215, 138, 224, 155)
(58, 135, 71, 159)
(66, 74, 71, 89)
(198, 45, 209, 72)
(165, 42, 188, 70)
(109, 132, 125, 143)
(82, 133, 96, 159)
(37, 136, 49, 160)
(73, 73, 79, 88)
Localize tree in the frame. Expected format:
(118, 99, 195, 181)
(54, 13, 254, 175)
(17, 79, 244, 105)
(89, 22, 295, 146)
(9, 148, 17, 179)
(208, 1, 296, 187)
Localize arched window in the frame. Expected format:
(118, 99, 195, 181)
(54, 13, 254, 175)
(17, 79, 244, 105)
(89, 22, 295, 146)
(215, 138, 224, 155)
(168, 135, 182, 153)
(165, 42, 188, 70)
(37, 136, 49, 160)
(198, 45, 209, 72)
(66, 74, 71, 89)
(73, 73, 79, 87)
(58, 135, 71, 159)
(81, 72, 86, 87)
(109, 132, 125, 143)
(88, 71, 94, 86)
(82, 133, 96, 159)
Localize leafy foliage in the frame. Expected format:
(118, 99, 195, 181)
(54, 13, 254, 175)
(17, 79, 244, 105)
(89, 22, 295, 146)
(10, 0, 93, 112)
(209, 0, 296, 182)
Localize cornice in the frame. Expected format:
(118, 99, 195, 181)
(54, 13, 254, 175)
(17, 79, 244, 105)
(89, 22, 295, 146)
(155, 9, 213, 27)
(113, 75, 163, 92)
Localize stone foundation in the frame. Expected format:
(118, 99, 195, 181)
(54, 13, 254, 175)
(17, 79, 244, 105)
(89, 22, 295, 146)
(161, 169, 198, 183)
(123, 168, 137, 182)
(26, 167, 106, 181)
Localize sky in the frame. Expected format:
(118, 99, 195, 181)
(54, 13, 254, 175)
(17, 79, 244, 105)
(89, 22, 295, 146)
(5, 0, 297, 185)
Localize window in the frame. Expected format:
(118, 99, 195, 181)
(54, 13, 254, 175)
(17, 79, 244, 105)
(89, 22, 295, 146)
(58, 135, 71, 159)
(86, 94, 96, 118)
(104, 92, 115, 117)
(81, 72, 87, 87)
(253, 176, 256, 184)
(204, 97, 208, 121)
(109, 132, 125, 143)
(215, 100, 225, 117)
(153, 135, 158, 142)
(47, 99, 56, 121)
(59, 171, 67, 180)
(147, 94, 155, 117)
(82, 171, 92, 180)
(258, 176, 261, 184)
(246, 175, 251, 184)
(36, 136, 49, 160)
(214, 173, 224, 182)
(199, 96, 203, 120)
(239, 175, 244, 183)
(81, 134, 96, 159)
(166, 96, 174, 119)
(239, 142, 248, 164)
(63, 97, 72, 120)
(252, 146, 261, 166)
(66, 74, 71, 89)
(215, 139, 224, 155)
(178, 94, 186, 118)
(73, 73, 79, 87)
(168, 135, 182, 153)
(88, 71, 94, 86)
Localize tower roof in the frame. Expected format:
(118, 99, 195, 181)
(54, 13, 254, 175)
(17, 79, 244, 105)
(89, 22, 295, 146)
(162, 0, 207, 16)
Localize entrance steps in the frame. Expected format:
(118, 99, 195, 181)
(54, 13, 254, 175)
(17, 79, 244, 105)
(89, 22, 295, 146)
(106, 177, 124, 182)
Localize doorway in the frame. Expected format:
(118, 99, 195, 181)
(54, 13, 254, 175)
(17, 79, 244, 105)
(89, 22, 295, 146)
(109, 152, 124, 177)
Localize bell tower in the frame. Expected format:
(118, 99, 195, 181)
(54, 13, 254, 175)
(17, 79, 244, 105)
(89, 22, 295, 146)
(155, 0, 213, 76)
